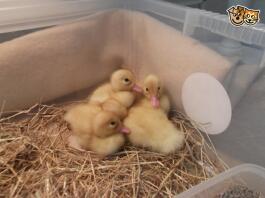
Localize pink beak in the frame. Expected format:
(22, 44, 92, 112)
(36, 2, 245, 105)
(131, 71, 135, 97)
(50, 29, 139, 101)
(151, 96, 160, 108)
(132, 84, 143, 93)
(119, 126, 131, 134)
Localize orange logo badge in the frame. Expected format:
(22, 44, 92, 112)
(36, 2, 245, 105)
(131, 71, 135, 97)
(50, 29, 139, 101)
(227, 5, 260, 27)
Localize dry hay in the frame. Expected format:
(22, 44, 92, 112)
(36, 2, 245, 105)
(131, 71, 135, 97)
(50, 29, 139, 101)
(0, 103, 228, 197)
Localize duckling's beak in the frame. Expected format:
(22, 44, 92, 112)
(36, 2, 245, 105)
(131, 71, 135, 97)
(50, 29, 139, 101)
(119, 126, 131, 134)
(132, 84, 143, 93)
(151, 96, 160, 108)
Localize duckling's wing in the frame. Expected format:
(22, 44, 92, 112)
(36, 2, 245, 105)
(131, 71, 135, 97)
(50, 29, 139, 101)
(89, 83, 113, 103)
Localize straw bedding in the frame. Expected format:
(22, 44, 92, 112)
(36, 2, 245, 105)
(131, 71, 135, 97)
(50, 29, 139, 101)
(0, 102, 228, 197)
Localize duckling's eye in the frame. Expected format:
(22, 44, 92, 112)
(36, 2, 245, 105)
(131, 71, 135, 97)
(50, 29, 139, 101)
(109, 121, 117, 128)
(158, 87, 161, 91)
(123, 78, 131, 85)
(145, 88, 149, 92)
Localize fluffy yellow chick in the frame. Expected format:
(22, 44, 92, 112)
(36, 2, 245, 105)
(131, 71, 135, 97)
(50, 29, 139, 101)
(143, 74, 170, 113)
(64, 103, 127, 156)
(124, 75, 184, 154)
(89, 69, 142, 106)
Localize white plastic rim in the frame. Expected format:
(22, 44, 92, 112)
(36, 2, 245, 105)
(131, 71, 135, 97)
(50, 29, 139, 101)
(176, 163, 265, 198)
(181, 72, 232, 135)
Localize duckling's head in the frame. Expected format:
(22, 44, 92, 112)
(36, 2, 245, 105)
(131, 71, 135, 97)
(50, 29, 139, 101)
(93, 111, 130, 137)
(111, 69, 142, 93)
(143, 74, 163, 108)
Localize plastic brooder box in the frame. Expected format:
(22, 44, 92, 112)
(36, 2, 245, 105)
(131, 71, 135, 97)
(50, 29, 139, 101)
(0, 0, 265, 167)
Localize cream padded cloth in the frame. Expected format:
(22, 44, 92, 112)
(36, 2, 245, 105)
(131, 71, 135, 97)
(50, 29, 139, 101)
(0, 10, 231, 112)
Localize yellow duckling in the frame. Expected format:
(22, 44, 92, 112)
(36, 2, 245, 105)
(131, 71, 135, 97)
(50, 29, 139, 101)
(124, 74, 184, 154)
(64, 102, 129, 156)
(89, 69, 142, 108)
